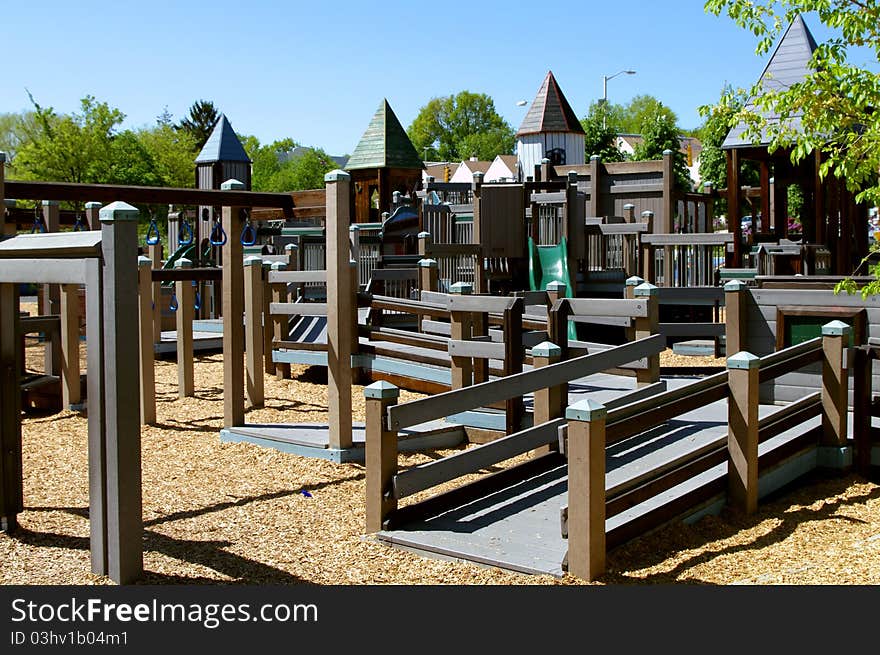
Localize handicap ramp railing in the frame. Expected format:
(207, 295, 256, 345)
(363, 333, 667, 535)
(563, 321, 854, 582)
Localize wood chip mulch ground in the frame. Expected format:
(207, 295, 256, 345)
(3, 316, 879, 585)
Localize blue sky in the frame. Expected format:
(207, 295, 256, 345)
(3, 1, 875, 156)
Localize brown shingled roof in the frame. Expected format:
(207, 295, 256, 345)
(516, 71, 585, 137)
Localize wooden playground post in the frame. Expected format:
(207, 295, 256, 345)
(262, 260, 274, 375)
(221, 179, 246, 428)
(661, 150, 675, 285)
(41, 200, 62, 377)
(852, 346, 873, 474)
(325, 170, 354, 450)
(588, 155, 601, 218)
(449, 282, 473, 390)
(640, 211, 655, 284)
(548, 296, 571, 362)
(541, 158, 551, 185)
(418, 258, 438, 294)
(59, 283, 81, 409)
(623, 203, 635, 224)
(174, 258, 195, 399)
(84, 201, 101, 231)
(726, 351, 760, 515)
(503, 297, 524, 433)
(365, 381, 399, 533)
(624, 275, 644, 342)
(148, 242, 163, 344)
(821, 321, 850, 448)
(633, 283, 660, 386)
(565, 398, 607, 582)
(532, 341, 563, 457)
(724, 280, 748, 356)
(471, 172, 486, 294)
(137, 256, 156, 425)
(271, 261, 291, 380)
(0, 278, 22, 533)
(98, 201, 144, 584)
(244, 256, 265, 409)
(349, 225, 360, 289)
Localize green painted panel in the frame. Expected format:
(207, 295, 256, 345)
(785, 315, 852, 347)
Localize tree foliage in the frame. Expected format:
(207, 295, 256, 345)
(633, 109, 693, 191)
(407, 92, 515, 161)
(14, 93, 126, 184)
(245, 137, 337, 192)
(615, 95, 680, 135)
(579, 102, 625, 162)
(704, 0, 880, 293)
(176, 99, 220, 150)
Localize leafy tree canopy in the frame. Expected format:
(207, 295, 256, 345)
(633, 109, 693, 191)
(245, 137, 337, 192)
(408, 91, 515, 162)
(614, 95, 680, 135)
(176, 99, 220, 150)
(703, 0, 880, 295)
(580, 102, 625, 162)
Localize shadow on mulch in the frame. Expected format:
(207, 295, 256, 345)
(602, 471, 880, 584)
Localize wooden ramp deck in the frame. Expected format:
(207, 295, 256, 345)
(376, 383, 844, 577)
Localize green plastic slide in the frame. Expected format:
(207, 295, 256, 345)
(527, 236, 577, 342)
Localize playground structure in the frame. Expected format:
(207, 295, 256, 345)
(2, 23, 879, 583)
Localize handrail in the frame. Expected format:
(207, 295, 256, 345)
(388, 334, 665, 431)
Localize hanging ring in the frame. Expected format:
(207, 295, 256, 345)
(145, 215, 161, 245)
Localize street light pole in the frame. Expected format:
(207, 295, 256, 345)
(601, 69, 636, 129)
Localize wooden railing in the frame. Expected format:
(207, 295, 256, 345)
(562, 324, 850, 581)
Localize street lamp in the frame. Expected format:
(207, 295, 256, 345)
(601, 69, 636, 129)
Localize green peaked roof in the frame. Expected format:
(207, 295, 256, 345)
(345, 99, 424, 171)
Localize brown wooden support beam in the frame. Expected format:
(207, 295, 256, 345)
(365, 382, 399, 533)
(727, 351, 759, 515)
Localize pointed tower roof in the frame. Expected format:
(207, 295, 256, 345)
(345, 99, 424, 171)
(722, 14, 819, 149)
(516, 71, 585, 137)
(195, 114, 251, 163)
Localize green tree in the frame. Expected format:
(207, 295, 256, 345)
(579, 102, 625, 162)
(246, 137, 337, 192)
(14, 93, 125, 184)
(618, 95, 680, 134)
(633, 109, 693, 191)
(704, 1, 880, 293)
(176, 100, 220, 150)
(408, 92, 515, 161)
(137, 120, 198, 189)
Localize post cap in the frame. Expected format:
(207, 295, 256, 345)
(173, 257, 193, 269)
(625, 275, 645, 287)
(270, 261, 287, 271)
(532, 341, 562, 358)
(623, 203, 635, 210)
(418, 231, 431, 239)
(324, 169, 350, 183)
(418, 258, 438, 269)
(99, 201, 139, 222)
(349, 224, 360, 232)
(633, 282, 658, 297)
(724, 279, 748, 292)
(641, 210, 654, 218)
(364, 380, 400, 400)
(822, 320, 851, 337)
(220, 178, 245, 190)
(473, 171, 484, 181)
(0, 151, 6, 163)
(85, 201, 102, 209)
(546, 280, 567, 293)
(663, 149, 674, 156)
(566, 398, 607, 422)
(244, 255, 262, 267)
(727, 351, 761, 370)
(590, 154, 601, 162)
(137, 255, 152, 267)
(41, 200, 60, 206)
(567, 171, 578, 182)
(541, 158, 550, 164)
(450, 282, 473, 295)
(4, 199, 16, 208)
(284, 243, 296, 251)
